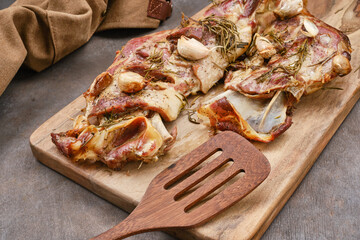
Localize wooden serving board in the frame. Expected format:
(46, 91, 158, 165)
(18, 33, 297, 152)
(30, 1, 360, 239)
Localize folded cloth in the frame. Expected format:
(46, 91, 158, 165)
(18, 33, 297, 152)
(0, 0, 170, 95)
(98, 0, 161, 31)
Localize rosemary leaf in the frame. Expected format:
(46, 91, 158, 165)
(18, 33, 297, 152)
(198, 16, 247, 62)
(307, 52, 336, 67)
(335, 8, 344, 14)
(321, 87, 344, 91)
(354, 65, 360, 73)
(188, 110, 200, 124)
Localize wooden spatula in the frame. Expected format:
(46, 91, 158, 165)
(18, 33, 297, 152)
(91, 131, 271, 240)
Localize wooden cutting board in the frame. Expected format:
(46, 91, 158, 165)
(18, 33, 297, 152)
(30, 1, 360, 239)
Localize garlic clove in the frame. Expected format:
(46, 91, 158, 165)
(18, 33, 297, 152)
(255, 36, 277, 59)
(303, 18, 319, 38)
(116, 71, 146, 93)
(274, 0, 303, 19)
(177, 36, 210, 61)
(332, 54, 351, 76)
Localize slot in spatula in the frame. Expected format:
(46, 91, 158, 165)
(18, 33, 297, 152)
(91, 131, 271, 240)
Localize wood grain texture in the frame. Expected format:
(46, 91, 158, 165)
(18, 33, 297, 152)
(91, 132, 270, 240)
(30, 1, 360, 240)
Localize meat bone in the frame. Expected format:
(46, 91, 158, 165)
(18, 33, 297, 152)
(91, 131, 271, 240)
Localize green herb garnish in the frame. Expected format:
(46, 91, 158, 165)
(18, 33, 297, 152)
(354, 65, 360, 73)
(286, 39, 309, 75)
(198, 16, 247, 61)
(307, 52, 336, 67)
(321, 87, 344, 90)
(147, 49, 164, 64)
(255, 66, 290, 83)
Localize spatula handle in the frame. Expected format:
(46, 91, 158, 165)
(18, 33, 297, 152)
(90, 215, 152, 240)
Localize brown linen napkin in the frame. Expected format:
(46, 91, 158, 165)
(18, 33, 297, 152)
(0, 0, 171, 95)
(98, 0, 161, 31)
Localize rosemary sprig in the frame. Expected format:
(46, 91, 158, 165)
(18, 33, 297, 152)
(100, 110, 136, 128)
(144, 66, 155, 80)
(255, 39, 308, 83)
(144, 63, 163, 80)
(189, 95, 201, 107)
(286, 39, 309, 75)
(354, 65, 360, 73)
(198, 16, 247, 61)
(267, 31, 284, 47)
(321, 87, 344, 91)
(81, 133, 94, 147)
(307, 51, 336, 67)
(147, 49, 164, 64)
(144, 49, 166, 80)
(102, 111, 118, 125)
(267, 31, 286, 54)
(175, 94, 187, 113)
(255, 66, 290, 83)
(335, 8, 344, 14)
(181, 13, 190, 27)
(246, 33, 258, 57)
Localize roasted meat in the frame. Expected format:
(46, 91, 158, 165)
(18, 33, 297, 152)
(51, 113, 176, 169)
(198, 90, 293, 142)
(51, 0, 260, 169)
(225, 4, 352, 100)
(197, 0, 351, 142)
(52, 0, 352, 169)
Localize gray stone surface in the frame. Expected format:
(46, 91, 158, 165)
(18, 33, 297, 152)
(0, 0, 359, 239)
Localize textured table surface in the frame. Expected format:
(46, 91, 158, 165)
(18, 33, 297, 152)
(1, 0, 359, 239)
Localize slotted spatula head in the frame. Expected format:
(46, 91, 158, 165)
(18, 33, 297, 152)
(91, 131, 271, 240)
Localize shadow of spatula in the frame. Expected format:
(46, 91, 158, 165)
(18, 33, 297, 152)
(91, 131, 271, 240)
